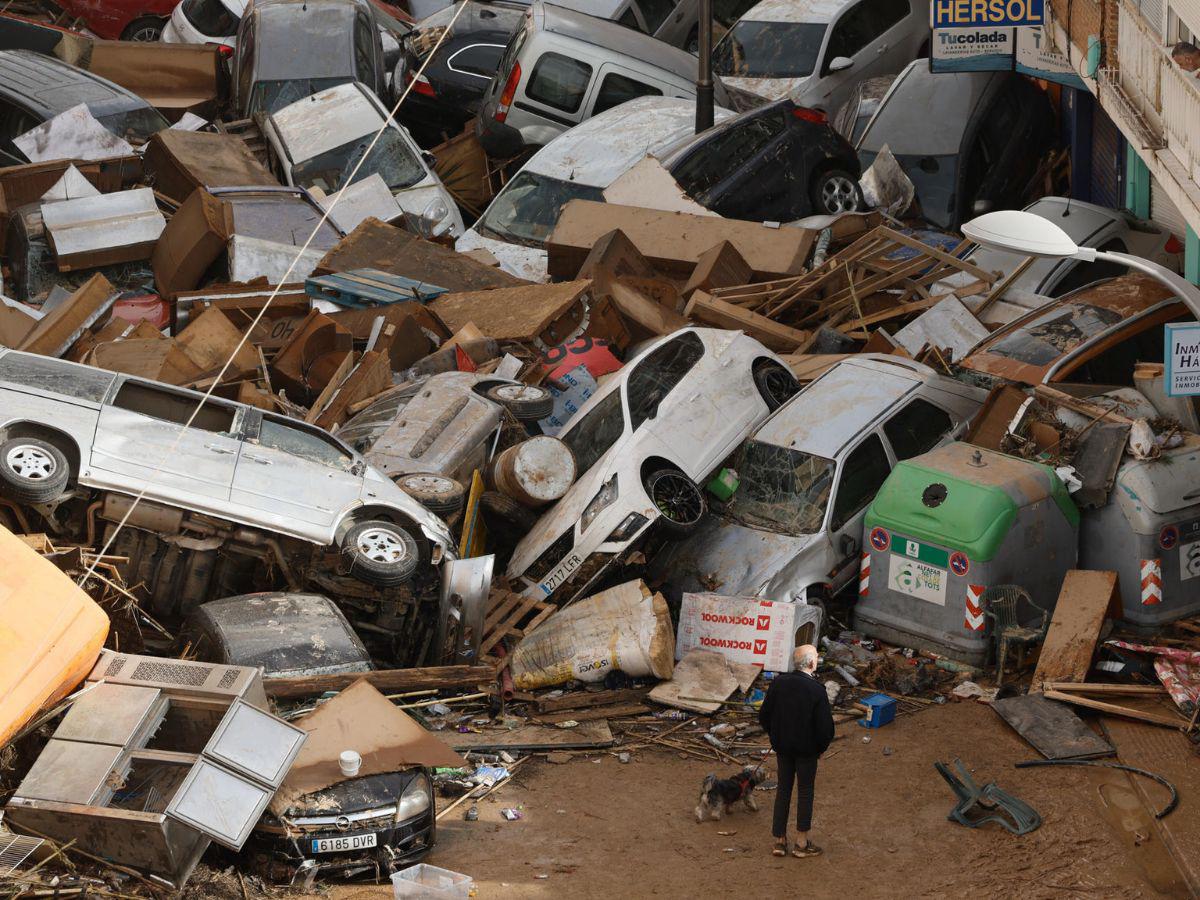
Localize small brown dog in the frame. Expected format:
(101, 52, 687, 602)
(694, 766, 766, 822)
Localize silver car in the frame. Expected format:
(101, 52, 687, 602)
(0, 350, 455, 587)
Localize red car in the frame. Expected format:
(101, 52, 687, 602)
(55, 0, 179, 41)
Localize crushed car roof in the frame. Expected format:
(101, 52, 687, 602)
(736, 0, 848, 24)
(251, 0, 366, 81)
(270, 82, 384, 162)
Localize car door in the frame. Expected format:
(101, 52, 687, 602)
(811, 0, 911, 113)
(90, 378, 243, 507)
(518, 48, 596, 133)
(636, 0, 687, 46)
(230, 411, 364, 539)
(700, 108, 793, 220)
(826, 431, 892, 592)
(621, 331, 713, 475)
(880, 395, 959, 462)
(444, 41, 508, 113)
(585, 64, 665, 117)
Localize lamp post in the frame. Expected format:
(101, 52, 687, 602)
(695, 0, 713, 133)
(962, 210, 1200, 320)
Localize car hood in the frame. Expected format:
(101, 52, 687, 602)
(722, 75, 812, 103)
(654, 515, 823, 599)
(279, 770, 420, 819)
(455, 229, 548, 281)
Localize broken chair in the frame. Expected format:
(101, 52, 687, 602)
(935, 758, 1041, 835)
(982, 585, 1049, 687)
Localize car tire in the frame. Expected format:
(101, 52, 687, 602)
(396, 472, 466, 517)
(341, 520, 420, 587)
(0, 438, 70, 504)
(753, 360, 799, 411)
(122, 16, 165, 40)
(479, 490, 539, 532)
(485, 383, 554, 422)
(811, 168, 861, 215)
(685, 25, 699, 54)
(645, 469, 706, 538)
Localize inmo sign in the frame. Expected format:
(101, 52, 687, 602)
(930, 0, 1043, 27)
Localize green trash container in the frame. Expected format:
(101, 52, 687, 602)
(853, 443, 1079, 666)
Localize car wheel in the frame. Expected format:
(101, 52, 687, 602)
(811, 169, 861, 215)
(753, 360, 799, 411)
(645, 469, 706, 538)
(0, 438, 69, 504)
(685, 25, 699, 54)
(485, 383, 554, 422)
(479, 490, 539, 532)
(122, 16, 165, 40)
(342, 520, 420, 586)
(396, 472, 466, 517)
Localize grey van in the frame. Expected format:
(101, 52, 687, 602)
(0, 49, 169, 165)
(475, 0, 732, 157)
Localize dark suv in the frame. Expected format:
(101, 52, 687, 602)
(660, 98, 863, 221)
(0, 49, 169, 165)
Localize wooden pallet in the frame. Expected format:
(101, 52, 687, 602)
(480, 588, 555, 657)
(306, 268, 448, 309)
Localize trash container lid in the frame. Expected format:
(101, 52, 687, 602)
(866, 444, 1078, 562)
(1115, 436, 1200, 516)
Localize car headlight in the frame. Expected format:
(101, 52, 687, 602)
(581, 475, 618, 533)
(422, 196, 451, 231)
(396, 774, 431, 822)
(606, 512, 647, 543)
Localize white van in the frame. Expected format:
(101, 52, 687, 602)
(456, 95, 733, 279)
(474, 0, 733, 157)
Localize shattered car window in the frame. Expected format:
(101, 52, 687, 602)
(724, 441, 834, 536)
(672, 111, 786, 198)
(249, 77, 350, 117)
(985, 303, 1124, 366)
(560, 389, 625, 476)
(712, 21, 826, 78)
(258, 418, 356, 471)
(292, 128, 426, 194)
(626, 331, 704, 431)
(0, 354, 115, 403)
(476, 172, 605, 248)
(97, 107, 170, 145)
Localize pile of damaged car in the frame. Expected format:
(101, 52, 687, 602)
(2, 0, 1200, 895)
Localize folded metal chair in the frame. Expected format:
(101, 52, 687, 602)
(935, 758, 1041, 835)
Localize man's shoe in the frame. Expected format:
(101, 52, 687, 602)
(792, 841, 823, 858)
(772, 839, 789, 857)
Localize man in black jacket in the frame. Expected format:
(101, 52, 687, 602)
(758, 644, 834, 858)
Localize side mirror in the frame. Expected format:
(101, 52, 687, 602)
(422, 151, 437, 168)
(351, 460, 366, 476)
(828, 56, 854, 72)
(838, 533, 859, 557)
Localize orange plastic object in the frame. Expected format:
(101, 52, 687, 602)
(0, 528, 108, 749)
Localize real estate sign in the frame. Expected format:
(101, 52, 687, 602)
(1166, 322, 1200, 396)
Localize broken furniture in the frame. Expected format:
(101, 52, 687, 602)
(982, 585, 1049, 687)
(5, 651, 306, 889)
(935, 758, 1041, 835)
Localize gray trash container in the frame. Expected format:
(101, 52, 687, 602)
(1080, 437, 1200, 629)
(854, 443, 1079, 666)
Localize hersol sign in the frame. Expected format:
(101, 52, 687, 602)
(931, 0, 1044, 28)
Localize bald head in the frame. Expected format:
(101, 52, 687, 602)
(795, 644, 818, 673)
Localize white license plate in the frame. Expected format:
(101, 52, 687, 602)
(539, 552, 582, 596)
(311, 833, 378, 854)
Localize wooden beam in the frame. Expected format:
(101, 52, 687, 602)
(1043, 691, 1186, 729)
(535, 687, 649, 713)
(684, 290, 809, 352)
(263, 664, 496, 700)
(1042, 682, 1167, 695)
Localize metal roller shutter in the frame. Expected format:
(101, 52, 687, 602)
(1090, 106, 1123, 210)
(1150, 174, 1189, 238)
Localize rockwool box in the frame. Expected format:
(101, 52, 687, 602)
(677, 593, 818, 673)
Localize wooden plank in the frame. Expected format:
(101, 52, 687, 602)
(535, 702, 649, 724)
(518, 602, 557, 637)
(304, 350, 356, 424)
(837, 295, 941, 335)
(876, 228, 994, 283)
(682, 240, 752, 299)
(991, 693, 1115, 759)
(607, 280, 690, 337)
(264, 665, 496, 700)
(430, 280, 590, 343)
(174, 306, 258, 372)
(314, 349, 391, 430)
(683, 290, 809, 352)
(1043, 691, 1186, 729)
(482, 590, 527, 634)
(447, 720, 614, 751)
(535, 687, 648, 713)
(1032, 571, 1120, 689)
(1042, 682, 1167, 695)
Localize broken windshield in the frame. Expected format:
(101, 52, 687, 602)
(723, 441, 834, 536)
(292, 128, 426, 194)
(712, 21, 825, 78)
(560, 389, 625, 476)
(475, 172, 605, 248)
(248, 78, 350, 116)
(985, 303, 1124, 366)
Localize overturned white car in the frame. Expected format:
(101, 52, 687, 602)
(507, 328, 799, 602)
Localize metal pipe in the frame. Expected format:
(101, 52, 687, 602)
(695, 0, 713, 133)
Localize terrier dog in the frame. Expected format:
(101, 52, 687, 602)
(694, 765, 766, 822)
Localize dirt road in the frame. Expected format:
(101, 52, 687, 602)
(330, 701, 1176, 899)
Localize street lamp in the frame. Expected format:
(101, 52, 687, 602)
(695, 0, 713, 133)
(962, 210, 1200, 320)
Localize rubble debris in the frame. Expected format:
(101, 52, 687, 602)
(263, 665, 497, 701)
(14, 103, 134, 162)
(152, 188, 234, 296)
(648, 649, 741, 715)
(1030, 570, 1119, 689)
(429, 280, 590, 345)
(17, 272, 116, 357)
(992, 693, 1115, 760)
(143, 129, 278, 205)
(449, 721, 615, 753)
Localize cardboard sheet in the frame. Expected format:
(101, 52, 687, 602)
(270, 680, 466, 814)
(649, 649, 740, 714)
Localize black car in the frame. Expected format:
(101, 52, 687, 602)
(232, 0, 396, 117)
(855, 60, 1058, 231)
(659, 98, 863, 222)
(184, 592, 435, 884)
(395, 0, 526, 147)
(0, 49, 170, 165)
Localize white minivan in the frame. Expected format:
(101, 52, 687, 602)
(457, 95, 733, 279)
(474, 0, 734, 158)
(161, 0, 246, 45)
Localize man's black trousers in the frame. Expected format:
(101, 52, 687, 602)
(772, 753, 818, 837)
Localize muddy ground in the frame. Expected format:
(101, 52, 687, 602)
(326, 701, 1185, 899)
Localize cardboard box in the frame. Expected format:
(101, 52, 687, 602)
(18, 273, 116, 358)
(677, 593, 822, 673)
(88, 41, 225, 122)
(144, 130, 277, 205)
(152, 189, 234, 297)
